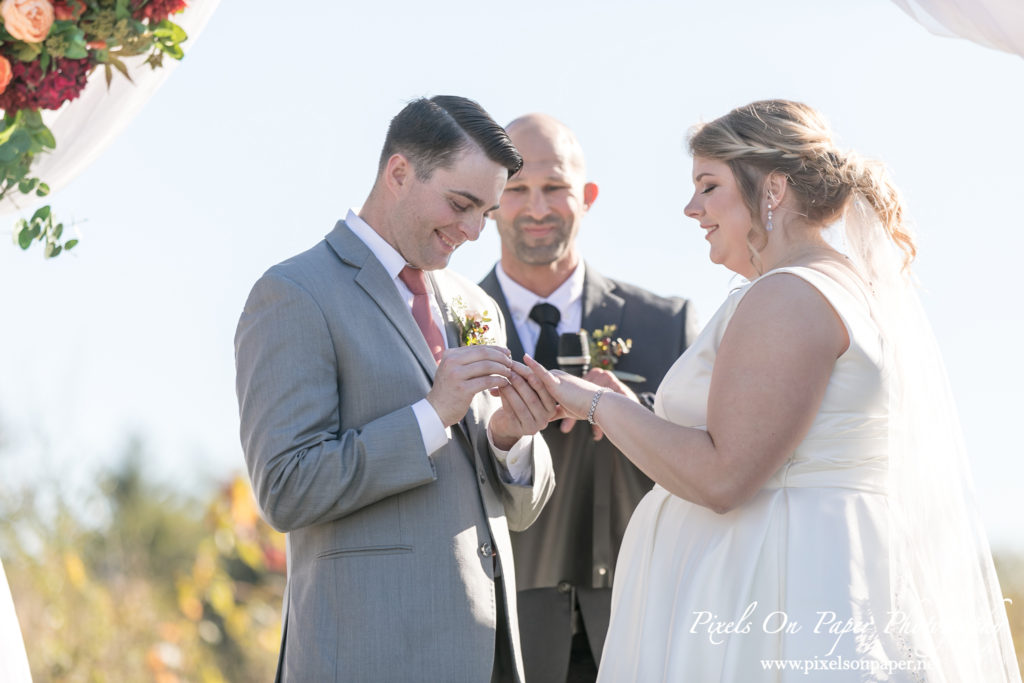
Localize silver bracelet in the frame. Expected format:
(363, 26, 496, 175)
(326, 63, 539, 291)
(587, 388, 607, 425)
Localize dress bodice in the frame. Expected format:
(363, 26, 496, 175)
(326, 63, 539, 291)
(654, 266, 891, 494)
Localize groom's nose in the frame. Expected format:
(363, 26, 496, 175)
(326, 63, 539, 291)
(458, 214, 487, 242)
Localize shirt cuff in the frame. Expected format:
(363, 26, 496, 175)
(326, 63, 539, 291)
(412, 398, 451, 455)
(487, 428, 534, 485)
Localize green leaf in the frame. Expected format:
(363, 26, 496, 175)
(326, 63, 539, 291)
(159, 43, 184, 60)
(44, 241, 56, 258)
(40, 51, 50, 72)
(152, 21, 188, 44)
(54, 223, 63, 240)
(64, 44, 88, 59)
(13, 42, 41, 61)
(109, 56, 133, 83)
(36, 183, 50, 197)
(31, 205, 51, 223)
(34, 128, 56, 149)
(18, 178, 37, 194)
(17, 226, 32, 249)
(0, 143, 23, 163)
(65, 239, 78, 251)
(11, 129, 32, 155)
(28, 224, 41, 240)
(21, 109, 42, 128)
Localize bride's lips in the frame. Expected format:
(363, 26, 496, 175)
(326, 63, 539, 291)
(702, 224, 718, 239)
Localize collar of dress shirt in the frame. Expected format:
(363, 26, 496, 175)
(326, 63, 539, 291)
(345, 208, 408, 282)
(495, 261, 586, 331)
(345, 208, 448, 347)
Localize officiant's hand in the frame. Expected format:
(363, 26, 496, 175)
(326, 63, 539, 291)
(555, 368, 639, 441)
(427, 345, 514, 427)
(488, 360, 559, 450)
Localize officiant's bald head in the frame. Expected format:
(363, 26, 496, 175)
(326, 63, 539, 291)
(491, 113, 599, 295)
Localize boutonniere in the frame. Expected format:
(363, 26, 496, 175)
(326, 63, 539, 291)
(450, 297, 497, 346)
(588, 324, 646, 383)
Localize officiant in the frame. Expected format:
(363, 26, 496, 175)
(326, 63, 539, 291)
(479, 113, 699, 682)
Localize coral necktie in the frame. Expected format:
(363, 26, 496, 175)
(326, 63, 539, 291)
(399, 266, 445, 363)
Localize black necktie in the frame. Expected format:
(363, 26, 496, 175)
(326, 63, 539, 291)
(529, 303, 561, 370)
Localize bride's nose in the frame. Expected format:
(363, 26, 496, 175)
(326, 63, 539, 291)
(684, 195, 701, 220)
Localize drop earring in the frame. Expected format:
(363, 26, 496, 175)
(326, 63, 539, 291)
(766, 202, 774, 232)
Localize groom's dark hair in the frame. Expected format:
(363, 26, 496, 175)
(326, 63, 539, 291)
(378, 96, 523, 180)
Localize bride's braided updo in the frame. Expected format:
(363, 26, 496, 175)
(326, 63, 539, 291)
(688, 100, 916, 268)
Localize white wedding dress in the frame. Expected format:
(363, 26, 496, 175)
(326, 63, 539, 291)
(597, 266, 1018, 682)
(0, 559, 32, 682)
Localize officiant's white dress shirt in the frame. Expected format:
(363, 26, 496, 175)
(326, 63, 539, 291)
(494, 260, 585, 354)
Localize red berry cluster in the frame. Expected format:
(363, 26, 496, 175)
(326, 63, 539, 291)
(0, 56, 92, 112)
(131, 0, 187, 23)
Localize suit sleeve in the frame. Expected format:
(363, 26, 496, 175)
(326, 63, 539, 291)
(235, 271, 437, 533)
(482, 301, 556, 531)
(496, 433, 554, 532)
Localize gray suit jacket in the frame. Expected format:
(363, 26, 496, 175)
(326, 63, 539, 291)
(236, 221, 555, 682)
(480, 264, 696, 681)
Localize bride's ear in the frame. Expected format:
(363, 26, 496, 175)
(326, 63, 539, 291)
(765, 172, 787, 206)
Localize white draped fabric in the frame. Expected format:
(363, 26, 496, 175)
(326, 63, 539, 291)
(0, 0, 222, 215)
(0, 559, 31, 682)
(0, 3, 222, 678)
(892, 0, 1024, 57)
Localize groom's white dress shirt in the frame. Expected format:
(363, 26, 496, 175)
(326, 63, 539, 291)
(346, 209, 533, 482)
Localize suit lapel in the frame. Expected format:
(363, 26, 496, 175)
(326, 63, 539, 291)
(479, 267, 526, 362)
(429, 272, 463, 353)
(581, 263, 625, 338)
(325, 221, 438, 381)
(427, 271, 480, 455)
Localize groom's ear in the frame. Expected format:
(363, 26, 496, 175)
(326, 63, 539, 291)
(384, 153, 411, 196)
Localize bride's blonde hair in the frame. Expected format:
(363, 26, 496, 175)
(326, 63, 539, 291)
(688, 100, 916, 268)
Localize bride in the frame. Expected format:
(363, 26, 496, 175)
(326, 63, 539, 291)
(526, 100, 1020, 681)
(1, 558, 32, 681)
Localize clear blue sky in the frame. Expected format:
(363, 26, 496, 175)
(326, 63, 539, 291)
(1, 0, 1022, 551)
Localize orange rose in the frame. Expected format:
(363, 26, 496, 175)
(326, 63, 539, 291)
(0, 0, 55, 44)
(0, 55, 11, 95)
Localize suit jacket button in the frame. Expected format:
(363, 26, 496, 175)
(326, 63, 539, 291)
(479, 542, 494, 558)
(557, 581, 572, 594)
(478, 472, 487, 485)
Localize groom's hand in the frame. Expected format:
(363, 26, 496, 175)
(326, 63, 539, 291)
(489, 361, 559, 450)
(427, 345, 514, 427)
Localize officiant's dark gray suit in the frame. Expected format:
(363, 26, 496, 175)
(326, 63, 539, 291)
(481, 264, 696, 681)
(236, 221, 555, 682)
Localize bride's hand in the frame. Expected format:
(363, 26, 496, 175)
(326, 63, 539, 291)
(558, 367, 640, 440)
(524, 354, 604, 421)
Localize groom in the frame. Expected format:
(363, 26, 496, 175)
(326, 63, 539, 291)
(235, 96, 556, 682)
